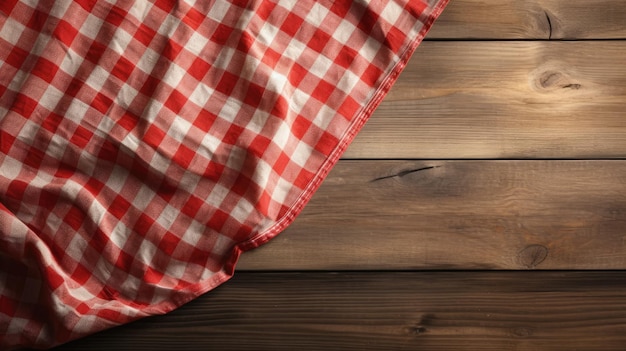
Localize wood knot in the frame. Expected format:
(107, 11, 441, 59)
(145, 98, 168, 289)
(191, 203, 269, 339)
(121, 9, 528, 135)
(405, 313, 435, 336)
(518, 244, 549, 268)
(536, 71, 582, 90)
(539, 71, 564, 88)
(511, 327, 534, 337)
(405, 326, 427, 335)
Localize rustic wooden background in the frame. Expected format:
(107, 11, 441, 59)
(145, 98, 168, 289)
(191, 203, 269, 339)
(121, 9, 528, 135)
(55, 1, 626, 349)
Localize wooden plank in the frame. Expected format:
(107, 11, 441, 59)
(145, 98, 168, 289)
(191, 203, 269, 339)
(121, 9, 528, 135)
(428, 0, 626, 39)
(238, 160, 626, 270)
(344, 41, 626, 159)
(55, 272, 626, 350)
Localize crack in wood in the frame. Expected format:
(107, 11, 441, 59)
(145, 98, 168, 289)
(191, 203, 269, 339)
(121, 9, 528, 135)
(563, 83, 581, 89)
(370, 166, 440, 182)
(544, 11, 553, 40)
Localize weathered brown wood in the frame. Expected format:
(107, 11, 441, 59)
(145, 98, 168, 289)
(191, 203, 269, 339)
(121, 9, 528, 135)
(237, 160, 626, 270)
(54, 272, 626, 350)
(344, 41, 626, 159)
(428, 0, 626, 39)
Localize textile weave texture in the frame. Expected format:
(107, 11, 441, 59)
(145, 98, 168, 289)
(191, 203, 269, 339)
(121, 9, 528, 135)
(0, 0, 448, 348)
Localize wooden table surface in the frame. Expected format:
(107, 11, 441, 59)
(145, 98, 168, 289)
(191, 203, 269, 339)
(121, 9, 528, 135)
(54, 1, 626, 349)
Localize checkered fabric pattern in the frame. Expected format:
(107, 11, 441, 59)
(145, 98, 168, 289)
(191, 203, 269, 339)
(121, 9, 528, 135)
(0, 0, 447, 348)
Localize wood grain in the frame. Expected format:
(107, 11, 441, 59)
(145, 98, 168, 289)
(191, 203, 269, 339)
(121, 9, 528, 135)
(428, 0, 626, 39)
(344, 41, 626, 159)
(54, 272, 626, 350)
(238, 160, 626, 270)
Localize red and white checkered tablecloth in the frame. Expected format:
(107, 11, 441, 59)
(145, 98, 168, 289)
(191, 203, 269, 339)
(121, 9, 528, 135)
(0, 0, 447, 348)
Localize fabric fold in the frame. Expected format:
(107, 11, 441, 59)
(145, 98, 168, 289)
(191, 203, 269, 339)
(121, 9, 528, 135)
(0, 0, 448, 348)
